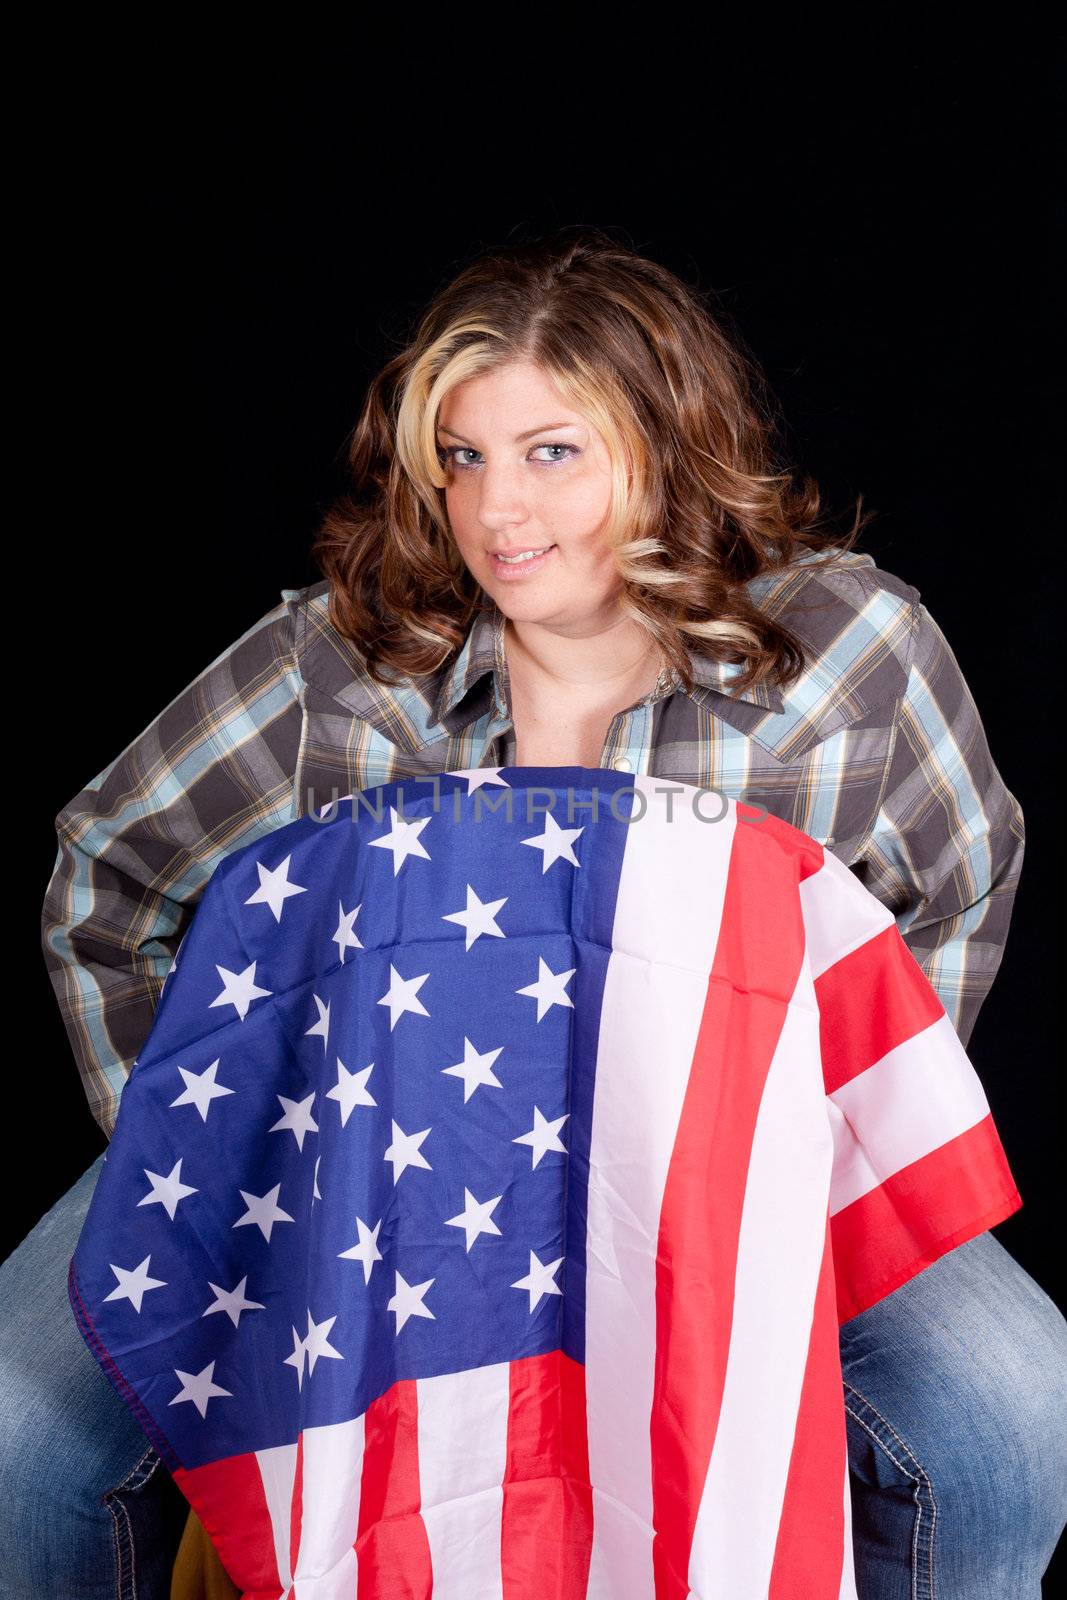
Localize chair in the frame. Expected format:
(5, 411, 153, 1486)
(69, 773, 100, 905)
(170, 1506, 241, 1600)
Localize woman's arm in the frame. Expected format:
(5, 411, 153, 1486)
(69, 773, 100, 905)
(40, 590, 306, 1141)
(851, 600, 1025, 1051)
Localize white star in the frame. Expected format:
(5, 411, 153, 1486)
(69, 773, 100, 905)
(378, 964, 431, 1030)
(326, 1058, 377, 1126)
(305, 994, 331, 1050)
(210, 961, 272, 1021)
(369, 805, 433, 875)
(333, 902, 363, 963)
(202, 1274, 265, 1329)
(441, 884, 508, 951)
(169, 1359, 232, 1418)
(284, 1326, 307, 1389)
(170, 1059, 234, 1121)
(338, 1216, 383, 1283)
(244, 854, 307, 922)
(312, 1154, 322, 1202)
(233, 1183, 294, 1243)
(103, 1255, 167, 1312)
(303, 1308, 344, 1375)
(138, 1157, 197, 1221)
(269, 1092, 319, 1151)
(388, 1270, 435, 1333)
(513, 1106, 569, 1169)
(441, 1037, 504, 1103)
(516, 956, 576, 1021)
(521, 811, 583, 872)
(511, 1249, 564, 1313)
(445, 1188, 503, 1252)
(384, 1119, 432, 1183)
(460, 767, 511, 793)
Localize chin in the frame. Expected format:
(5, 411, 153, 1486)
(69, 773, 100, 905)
(485, 577, 563, 608)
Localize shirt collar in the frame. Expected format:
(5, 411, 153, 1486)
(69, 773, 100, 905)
(427, 595, 785, 731)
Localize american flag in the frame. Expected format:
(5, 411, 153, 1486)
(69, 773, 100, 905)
(68, 766, 1022, 1599)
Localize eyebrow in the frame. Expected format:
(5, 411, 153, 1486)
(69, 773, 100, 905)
(436, 421, 579, 445)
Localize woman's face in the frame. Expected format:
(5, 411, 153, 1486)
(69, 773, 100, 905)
(437, 359, 622, 627)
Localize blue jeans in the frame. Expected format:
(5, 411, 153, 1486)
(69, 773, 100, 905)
(2, 1154, 1065, 1598)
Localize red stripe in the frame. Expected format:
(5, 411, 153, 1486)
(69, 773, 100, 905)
(767, 1217, 847, 1598)
(356, 1379, 433, 1598)
(650, 811, 816, 1598)
(172, 1452, 284, 1597)
(832, 1114, 1023, 1323)
(501, 1350, 593, 1600)
(289, 1427, 305, 1580)
(816, 924, 945, 1093)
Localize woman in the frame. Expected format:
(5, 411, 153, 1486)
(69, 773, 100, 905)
(10, 227, 1066, 1597)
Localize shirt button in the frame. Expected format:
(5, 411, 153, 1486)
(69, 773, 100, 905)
(613, 756, 633, 771)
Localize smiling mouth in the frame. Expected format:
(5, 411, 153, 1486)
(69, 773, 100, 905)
(490, 545, 556, 565)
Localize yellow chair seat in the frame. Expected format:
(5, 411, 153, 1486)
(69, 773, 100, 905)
(170, 1506, 242, 1600)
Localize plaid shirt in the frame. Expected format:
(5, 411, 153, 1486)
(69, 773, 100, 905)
(41, 547, 1025, 1142)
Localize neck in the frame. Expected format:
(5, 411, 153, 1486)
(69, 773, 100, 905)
(503, 609, 663, 695)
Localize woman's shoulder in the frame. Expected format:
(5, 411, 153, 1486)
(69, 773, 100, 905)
(693, 547, 926, 762)
(753, 544, 922, 621)
(755, 544, 923, 699)
(281, 576, 379, 693)
(278, 577, 461, 729)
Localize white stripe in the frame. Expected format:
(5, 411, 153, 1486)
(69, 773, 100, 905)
(827, 1013, 992, 1214)
(416, 1361, 510, 1599)
(687, 973, 834, 1595)
(292, 1415, 365, 1597)
(256, 1441, 299, 1593)
(839, 1444, 859, 1599)
(584, 781, 737, 1597)
(799, 848, 895, 979)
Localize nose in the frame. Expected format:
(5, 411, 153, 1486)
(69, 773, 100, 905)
(474, 459, 532, 531)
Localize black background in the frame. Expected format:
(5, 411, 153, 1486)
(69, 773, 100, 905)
(12, 14, 1065, 1577)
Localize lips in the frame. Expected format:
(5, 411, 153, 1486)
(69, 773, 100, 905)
(489, 545, 556, 559)
(488, 544, 558, 579)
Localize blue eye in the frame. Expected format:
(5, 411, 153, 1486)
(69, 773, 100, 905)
(440, 443, 579, 471)
(531, 444, 578, 464)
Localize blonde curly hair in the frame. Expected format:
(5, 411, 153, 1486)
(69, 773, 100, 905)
(311, 225, 870, 699)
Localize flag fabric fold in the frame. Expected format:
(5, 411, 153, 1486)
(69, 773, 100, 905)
(67, 766, 1022, 1599)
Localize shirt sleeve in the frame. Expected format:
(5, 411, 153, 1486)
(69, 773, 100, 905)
(799, 844, 1024, 1325)
(40, 590, 307, 1142)
(849, 600, 1025, 1050)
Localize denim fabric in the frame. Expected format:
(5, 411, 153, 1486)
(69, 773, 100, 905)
(2, 1154, 1065, 1597)
(0, 1153, 189, 1599)
(840, 1227, 1067, 1598)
